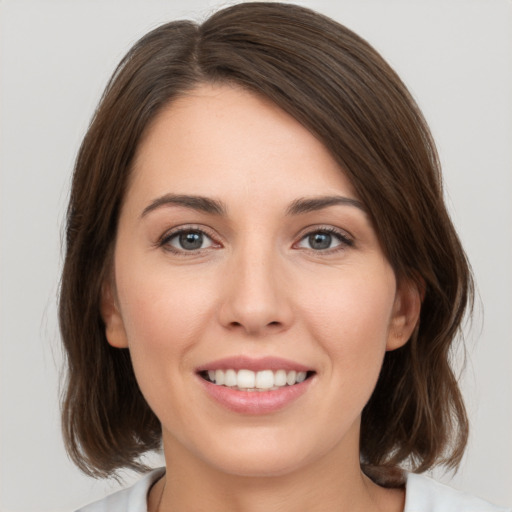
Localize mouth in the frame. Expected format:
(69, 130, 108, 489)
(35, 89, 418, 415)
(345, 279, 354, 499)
(196, 357, 316, 414)
(199, 368, 316, 392)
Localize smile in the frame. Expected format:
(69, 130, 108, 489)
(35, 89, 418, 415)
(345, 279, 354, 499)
(200, 369, 312, 391)
(196, 357, 316, 414)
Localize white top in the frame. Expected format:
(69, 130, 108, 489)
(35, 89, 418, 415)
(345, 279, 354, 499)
(76, 468, 511, 512)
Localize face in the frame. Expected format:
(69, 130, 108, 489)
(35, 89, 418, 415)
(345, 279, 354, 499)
(102, 84, 420, 479)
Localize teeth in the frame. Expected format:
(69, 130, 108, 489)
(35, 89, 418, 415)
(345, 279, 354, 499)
(296, 371, 307, 383)
(274, 369, 287, 386)
(215, 369, 225, 386)
(255, 370, 274, 389)
(204, 369, 310, 390)
(237, 369, 255, 389)
(224, 369, 237, 387)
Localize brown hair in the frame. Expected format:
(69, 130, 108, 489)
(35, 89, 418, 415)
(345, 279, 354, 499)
(60, 2, 472, 482)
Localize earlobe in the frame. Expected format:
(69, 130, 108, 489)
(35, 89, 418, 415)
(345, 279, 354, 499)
(100, 280, 129, 348)
(386, 277, 423, 351)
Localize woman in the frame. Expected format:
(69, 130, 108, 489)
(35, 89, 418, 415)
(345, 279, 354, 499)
(59, 2, 510, 511)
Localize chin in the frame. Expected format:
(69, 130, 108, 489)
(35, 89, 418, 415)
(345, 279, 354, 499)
(209, 451, 309, 478)
(190, 427, 325, 479)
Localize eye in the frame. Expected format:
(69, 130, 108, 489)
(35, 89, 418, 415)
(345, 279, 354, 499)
(296, 228, 353, 251)
(161, 228, 217, 253)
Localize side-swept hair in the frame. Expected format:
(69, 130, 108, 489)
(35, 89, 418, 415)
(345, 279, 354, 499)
(60, 1, 472, 483)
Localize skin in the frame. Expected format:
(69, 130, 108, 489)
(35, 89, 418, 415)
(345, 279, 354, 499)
(101, 83, 421, 512)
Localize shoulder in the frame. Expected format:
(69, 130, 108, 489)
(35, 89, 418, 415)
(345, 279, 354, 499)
(75, 468, 165, 512)
(404, 473, 511, 512)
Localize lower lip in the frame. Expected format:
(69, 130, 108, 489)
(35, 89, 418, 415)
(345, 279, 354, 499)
(198, 375, 314, 415)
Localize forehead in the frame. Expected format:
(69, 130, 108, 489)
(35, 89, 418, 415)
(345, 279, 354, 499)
(127, 83, 359, 209)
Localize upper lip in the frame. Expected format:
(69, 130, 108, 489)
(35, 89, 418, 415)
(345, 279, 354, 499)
(196, 356, 313, 373)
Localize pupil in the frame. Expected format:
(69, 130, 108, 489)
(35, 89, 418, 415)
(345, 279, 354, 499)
(179, 231, 203, 250)
(309, 232, 331, 250)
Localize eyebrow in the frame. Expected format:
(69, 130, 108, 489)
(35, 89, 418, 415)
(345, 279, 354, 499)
(140, 193, 366, 219)
(141, 194, 227, 218)
(285, 196, 366, 215)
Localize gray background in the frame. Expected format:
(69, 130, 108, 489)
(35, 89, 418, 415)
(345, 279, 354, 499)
(1, 0, 511, 510)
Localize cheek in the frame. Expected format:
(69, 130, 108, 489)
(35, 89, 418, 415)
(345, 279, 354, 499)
(300, 267, 396, 378)
(114, 258, 218, 374)
(113, 260, 223, 426)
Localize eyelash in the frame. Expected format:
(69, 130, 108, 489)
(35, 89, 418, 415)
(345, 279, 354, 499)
(157, 225, 220, 255)
(294, 226, 354, 253)
(157, 225, 354, 255)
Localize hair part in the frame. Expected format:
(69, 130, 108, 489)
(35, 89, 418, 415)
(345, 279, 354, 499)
(60, 2, 472, 482)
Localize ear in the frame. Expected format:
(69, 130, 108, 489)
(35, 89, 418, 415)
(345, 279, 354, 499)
(100, 279, 129, 348)
(386, 277, 423, 351)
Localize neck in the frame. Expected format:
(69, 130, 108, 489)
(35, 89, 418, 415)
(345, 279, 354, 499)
(151, 429, 404, 512)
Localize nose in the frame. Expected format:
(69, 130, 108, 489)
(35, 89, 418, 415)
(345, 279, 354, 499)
(217, 244, 294, 336)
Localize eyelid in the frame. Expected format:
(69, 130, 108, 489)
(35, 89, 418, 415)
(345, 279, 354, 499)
(155, 223, 353, 255)
(293, 225, 354, 251)
(157, 224, 223, 253)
